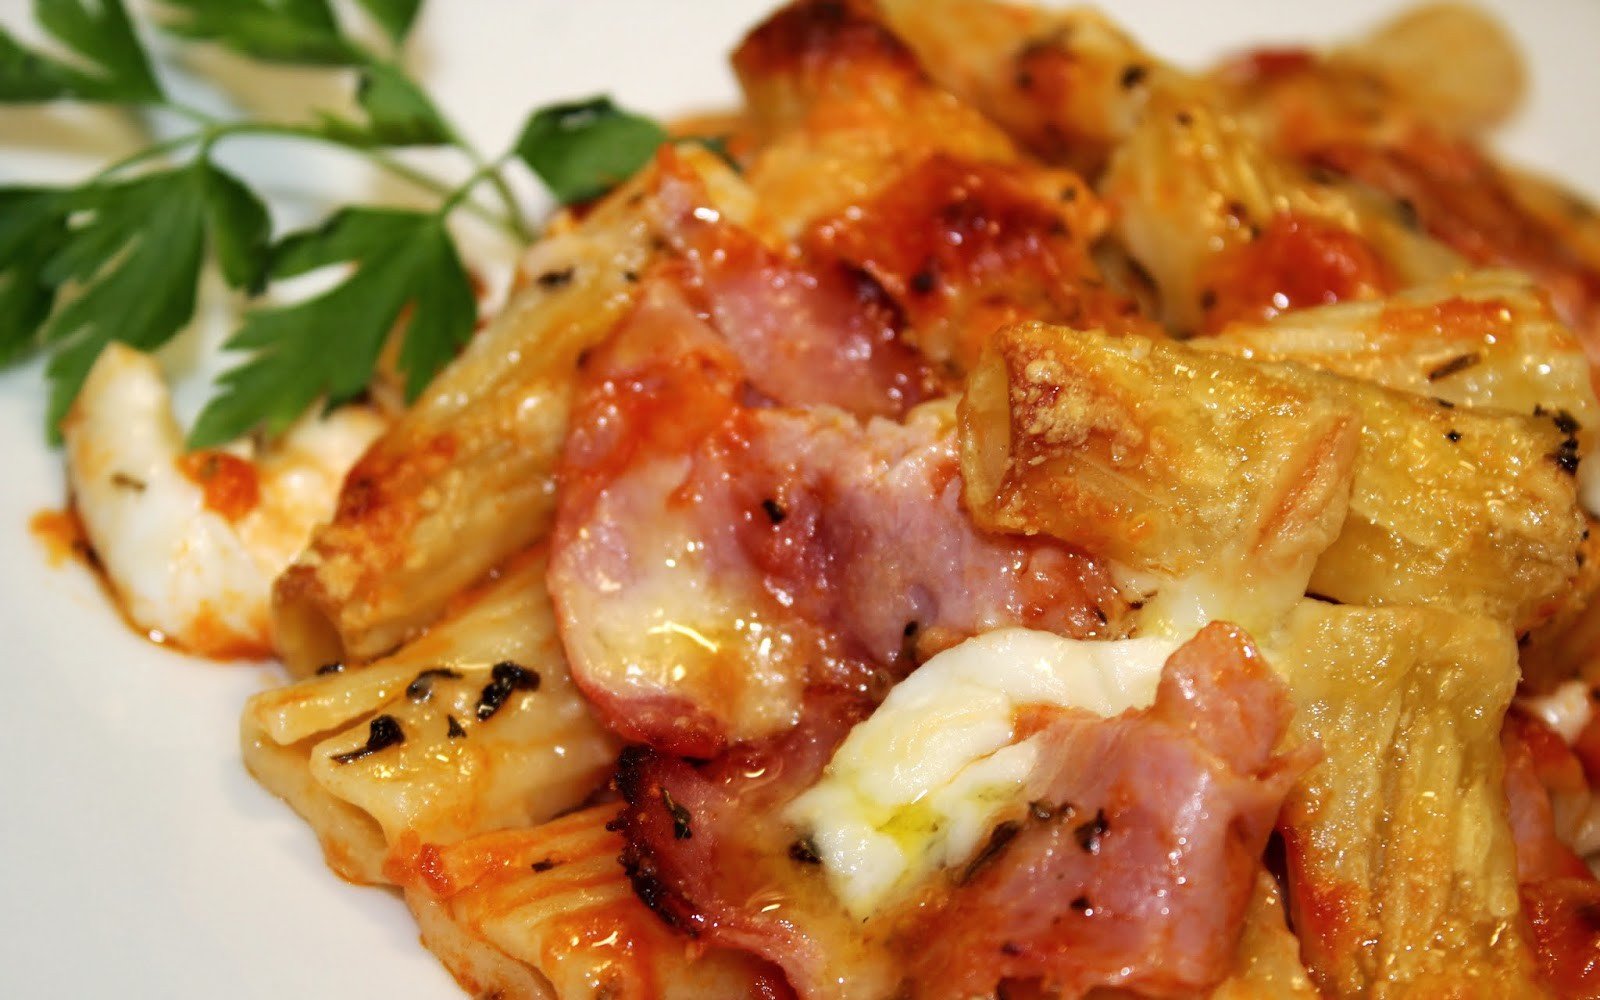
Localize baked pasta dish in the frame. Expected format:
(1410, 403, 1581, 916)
(56, 0, 1600, 996)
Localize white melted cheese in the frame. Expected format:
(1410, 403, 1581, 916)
(1517, 679, 1595, 745)
(1582, 452, 1600, 520)
(786, 628, 1179, 919)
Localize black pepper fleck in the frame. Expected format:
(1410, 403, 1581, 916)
(1070, 895, 1092, 912)
(1445, 429, 1461, 443)
(407, 667, 464, 702)
(910, 268, 937, 295)
(1395, 197, 1419, 230)
(446, 715, 467, 739)
(761, 498, 787, 525)
(315, 662, 345, 676)
(535, 266, 575, 289)
(1427, 352, 1482, 381)
(789, 837, 822, 864)
(1553, 409, 1581, 435)
(962, 821, 1021, 883)
(661, 788, 693, 840)
(1119, 64, 1148, 89)
(330, 715, 405, 764)
(1073, 809, 1109, 854)
(530, 857, 559, 873)
(476, 661, 541, 721)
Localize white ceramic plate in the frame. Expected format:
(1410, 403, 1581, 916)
(0, 1, 1595, 996)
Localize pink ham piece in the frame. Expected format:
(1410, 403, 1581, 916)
(548, 177, 1126, 757)
(615, 623, 1314, 1000)
(907, 623, 1315, 999)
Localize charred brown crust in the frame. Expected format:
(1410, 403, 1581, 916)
(733, 0, 925, 90)
(613, 745, 708, 938)
(619, 844, 704, 938)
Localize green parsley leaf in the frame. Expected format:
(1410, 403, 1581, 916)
(354, 61, 449, 144)
(189, 208, 474, 447)
(39, 166, 209, 435)
(17, 160, 273, 436)
(201, 162, 272, 294)
(0, 187, 70, 364)
(515, 96, 665, 205)
(0, 0, 160, 102)
(303, 63, 450, 147)
(354, 0, 422, 47)
(159, 0, 359, 66)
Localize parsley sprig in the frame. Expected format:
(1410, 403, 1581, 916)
(0, 0, 668, 446)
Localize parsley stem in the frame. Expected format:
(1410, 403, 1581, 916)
(469, 149, 531, 242)
(91, 131, 199, 183)
(438, 157, 510, 217)
(148, 100, 525, 241)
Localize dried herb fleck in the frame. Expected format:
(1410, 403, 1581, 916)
(406, 667, 463, 702)
(330, 715, 405, 764)
(475, 661, 541, 721)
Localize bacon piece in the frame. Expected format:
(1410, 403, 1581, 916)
(551, 269, 1124, 755)
(657, 162, 941, 417)
(909, 623, 1312, 999)
(616, 624, 1310, 1000)
(616, 690, 896, 999)
(1521, 878, 1600, 997)
(1501, 711, 1600, 995)
(1502, 710, 1595, 884)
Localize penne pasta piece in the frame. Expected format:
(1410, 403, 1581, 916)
(244, 548, 618, 884)
(961, 321, 1586, 634)
(393, 805, 790, 1000)
(1214, 28, 1600, 372)
(1202, 270, 1600, 436)
(1331, 3, 1524, 134)
(1101, 83, 1459, 335)
(1518, 523, 1600, 693)
(732, 0, 1022, 240)
(875, 0, 1167, 176)
(271, 146, 742, 674)
(1286, 363, 1586, 632)
(1271, 601, 1543, 998)
(959, 322, 1359, 634)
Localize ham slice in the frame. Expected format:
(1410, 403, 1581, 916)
(549, 203, 1125, 756)
(615, 623, 1312, 1000)
(1501, 711, 1600, 995)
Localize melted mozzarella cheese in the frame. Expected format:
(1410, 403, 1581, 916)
(786, 628, 1178, 918)
(63, 344, 384, 658)
(1517, 679, 1595, 745)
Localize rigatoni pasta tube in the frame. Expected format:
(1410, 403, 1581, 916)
(243, 546, 618, 884)
(271, 148, 742, 674)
